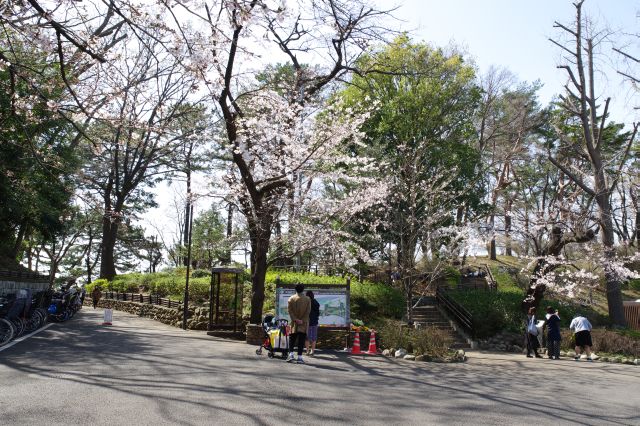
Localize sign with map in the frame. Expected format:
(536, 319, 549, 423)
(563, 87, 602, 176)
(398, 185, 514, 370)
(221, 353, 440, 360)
(275, 284, 350, 328)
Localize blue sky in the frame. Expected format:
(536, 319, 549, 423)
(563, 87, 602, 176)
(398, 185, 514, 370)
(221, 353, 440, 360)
(393, 0, 639, 123)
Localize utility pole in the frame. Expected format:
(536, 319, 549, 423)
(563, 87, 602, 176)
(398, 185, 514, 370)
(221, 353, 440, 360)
(182, 203, 194, 330)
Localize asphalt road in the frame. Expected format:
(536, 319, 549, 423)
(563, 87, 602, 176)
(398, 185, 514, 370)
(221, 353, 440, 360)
(0, 308, 638, 425)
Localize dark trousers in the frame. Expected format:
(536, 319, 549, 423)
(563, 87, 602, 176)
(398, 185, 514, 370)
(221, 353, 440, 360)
(547, 339, 561, 359)
(526, 333, 539, 355)
(289, 332, 306, 356)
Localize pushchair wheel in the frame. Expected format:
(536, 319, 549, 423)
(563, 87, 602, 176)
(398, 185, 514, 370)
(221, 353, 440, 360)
(256, 348, 262, 355)
(267, 352, 274, 358)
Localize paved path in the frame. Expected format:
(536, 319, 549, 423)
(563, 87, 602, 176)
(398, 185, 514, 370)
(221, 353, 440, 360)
(1, 309, 639, 425)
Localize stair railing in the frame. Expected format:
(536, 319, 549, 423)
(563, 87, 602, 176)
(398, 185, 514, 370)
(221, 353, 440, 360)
(435, 285, 474, 338)
(482, 263, 497, 291)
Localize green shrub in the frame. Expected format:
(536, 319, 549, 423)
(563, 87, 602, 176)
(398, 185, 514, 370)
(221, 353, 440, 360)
(628, 279, 640, 291)
(378, 319, 411, 349)
(448, 289, 523, 338)
(560, 328, 640, 357)
(410, 326, 452, 358)
(85, 279, 108, 294)
(378, 320, 453, 357)
(192, 269, 211, 278)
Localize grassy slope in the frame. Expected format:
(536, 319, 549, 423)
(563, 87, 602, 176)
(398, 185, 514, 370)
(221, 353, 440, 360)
(465, 255, 640, 320)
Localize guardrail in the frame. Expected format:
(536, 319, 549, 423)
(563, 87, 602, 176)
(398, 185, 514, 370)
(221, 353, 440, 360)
(436, 286, 474, 338)
(100, 291, 182, 310)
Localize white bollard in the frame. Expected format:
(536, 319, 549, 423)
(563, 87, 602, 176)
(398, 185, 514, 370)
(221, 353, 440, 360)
(102, 308, 113, 325)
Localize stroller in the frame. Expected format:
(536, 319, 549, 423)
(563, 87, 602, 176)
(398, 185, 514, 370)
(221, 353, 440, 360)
(255, 314, 290, 359)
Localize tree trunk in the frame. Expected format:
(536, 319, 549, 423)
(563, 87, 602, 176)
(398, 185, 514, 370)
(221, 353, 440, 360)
(597, 193, 626, 326)
(99, 216, 118, 281)
(223, 203, 233, 264)
(249, 238, 269, 324)
(505, 211, 512, 256)
(248, 216, 273, 324)
(488, 214, 497, 260)
(11, 220, 27, 260)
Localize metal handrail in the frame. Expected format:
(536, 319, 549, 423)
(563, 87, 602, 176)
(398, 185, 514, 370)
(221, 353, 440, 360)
(436, 286, 474, 337)
(482, 264, 498, 291)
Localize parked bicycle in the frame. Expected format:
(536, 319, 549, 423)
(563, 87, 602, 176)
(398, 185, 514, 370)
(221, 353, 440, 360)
(47, 285, 83, 322)
(0, 289, 51, 347)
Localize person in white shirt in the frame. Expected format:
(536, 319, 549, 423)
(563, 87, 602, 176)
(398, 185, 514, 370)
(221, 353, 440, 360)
(569, 314, 593, 361)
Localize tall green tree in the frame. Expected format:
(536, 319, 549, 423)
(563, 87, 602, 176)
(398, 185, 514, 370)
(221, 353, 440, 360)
(0, 39, 78, 265)
(338, 35, 483, 320)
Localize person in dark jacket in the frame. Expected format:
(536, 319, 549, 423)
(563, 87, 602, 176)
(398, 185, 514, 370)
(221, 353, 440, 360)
(305, 290, 321, 356)
(544, 306, 561, 360)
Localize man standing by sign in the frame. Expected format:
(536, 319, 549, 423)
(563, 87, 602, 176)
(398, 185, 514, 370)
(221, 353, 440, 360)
(287, 284, 311, 364)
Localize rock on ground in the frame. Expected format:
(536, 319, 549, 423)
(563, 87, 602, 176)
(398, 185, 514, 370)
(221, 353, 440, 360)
(395, 348, 407, 358)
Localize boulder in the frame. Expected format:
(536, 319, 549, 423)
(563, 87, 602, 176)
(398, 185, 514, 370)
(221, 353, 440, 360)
(382, 349, 391, 357)
(590, 354, 599, 361)
(512, 345, 522, 353)
(599, 356, 609, 362)
(454, 349, 466, 361)
(415, 354, 432, 362)
(560, 351, 567, 357)
(404, 354, 416, 361)
(611, 358, 621, 364)
(395, 348, 407, 358)
(634, 359, 639, 366)
(567, 351, 576, 357)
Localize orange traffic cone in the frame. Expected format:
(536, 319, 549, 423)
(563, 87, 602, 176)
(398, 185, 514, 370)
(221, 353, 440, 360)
(350, 332, 362, 355)
(366, 330, 378, 355)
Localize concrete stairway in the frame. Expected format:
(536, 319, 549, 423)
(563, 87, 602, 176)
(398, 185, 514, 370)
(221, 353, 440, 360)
(412, 296, 471, 349)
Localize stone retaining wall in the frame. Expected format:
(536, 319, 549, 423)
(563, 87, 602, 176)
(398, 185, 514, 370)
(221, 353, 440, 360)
(86, 299, 373, 350)
(85, 299, 236, 330)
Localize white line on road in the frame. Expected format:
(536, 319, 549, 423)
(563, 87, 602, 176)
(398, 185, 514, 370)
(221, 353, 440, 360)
(0, 323, 55, 353)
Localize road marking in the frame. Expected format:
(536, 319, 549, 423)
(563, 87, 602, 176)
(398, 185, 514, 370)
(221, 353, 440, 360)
(0, 323, 55, 353)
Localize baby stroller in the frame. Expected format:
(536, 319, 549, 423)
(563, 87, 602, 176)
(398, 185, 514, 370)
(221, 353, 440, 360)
(255, 314, 289, 359)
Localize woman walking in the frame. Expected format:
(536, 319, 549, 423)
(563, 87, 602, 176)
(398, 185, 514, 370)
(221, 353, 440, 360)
(305, 291, 320, 356)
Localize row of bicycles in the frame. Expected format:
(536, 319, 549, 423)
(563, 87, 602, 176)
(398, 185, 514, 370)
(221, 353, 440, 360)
(0, 285, 85, 347)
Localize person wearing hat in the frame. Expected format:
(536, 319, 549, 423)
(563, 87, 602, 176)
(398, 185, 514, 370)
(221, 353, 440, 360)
(286, 283, 311, 364)
(544, 306, 561, 360)
(569, 313, 593, 361)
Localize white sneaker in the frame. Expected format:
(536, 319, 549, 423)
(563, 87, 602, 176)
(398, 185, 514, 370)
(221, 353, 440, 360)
(296, 357, 305, 364)
(286, 354, 295, 363)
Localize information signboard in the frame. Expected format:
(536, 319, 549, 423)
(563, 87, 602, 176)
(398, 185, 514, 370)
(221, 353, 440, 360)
(275, 284, 350, 328)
